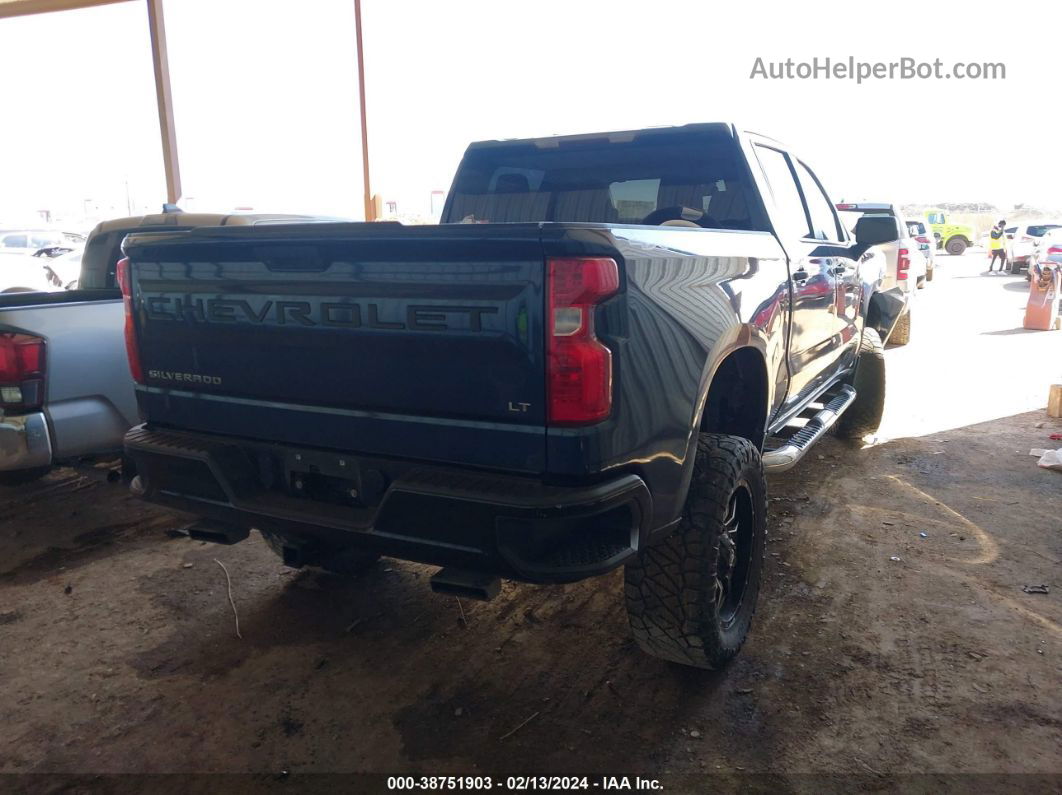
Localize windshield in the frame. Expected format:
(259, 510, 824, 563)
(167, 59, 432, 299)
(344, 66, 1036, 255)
(445, 128, 767, 230)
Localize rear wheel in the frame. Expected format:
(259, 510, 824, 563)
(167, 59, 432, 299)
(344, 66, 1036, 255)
(925, 264, 934, 282)
(945, 237, 967, 256)
(259, 529, 380, 575)
(1010, 260, 1022, 275)
(625, 434, 766, 670)
(889, 309, 912, 346)
(837, 327, 886, 439)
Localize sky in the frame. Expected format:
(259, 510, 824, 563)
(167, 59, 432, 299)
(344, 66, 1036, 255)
(1, 0, 1059, 228)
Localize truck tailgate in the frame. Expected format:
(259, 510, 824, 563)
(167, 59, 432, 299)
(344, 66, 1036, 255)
(125, 225, 548, 473)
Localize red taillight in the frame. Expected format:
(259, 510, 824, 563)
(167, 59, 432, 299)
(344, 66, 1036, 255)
(116, 257, 144, 384)
(915, 235, 930, 245)
(1048, 245, 1062, 256)
(547, 257, 619, 425)
(897, 248, 910, 281)
(0, 333, 46, 410)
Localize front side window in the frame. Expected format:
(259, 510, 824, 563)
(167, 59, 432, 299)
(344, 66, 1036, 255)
(794, 161, 842, 241)
(753, 145, 811, 238)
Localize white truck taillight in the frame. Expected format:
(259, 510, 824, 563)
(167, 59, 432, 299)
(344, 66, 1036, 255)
(546, 257, 619, 425)
(897, 248, 910, 281)
(0, 333, 46, 410)
(115, 257, 145, 384)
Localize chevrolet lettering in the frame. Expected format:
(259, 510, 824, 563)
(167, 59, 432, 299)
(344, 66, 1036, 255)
(144, 296, 499, 332)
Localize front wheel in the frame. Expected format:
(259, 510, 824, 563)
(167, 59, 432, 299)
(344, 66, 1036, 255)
(837, 327, 886, 439)
(625, 434, 766, 670)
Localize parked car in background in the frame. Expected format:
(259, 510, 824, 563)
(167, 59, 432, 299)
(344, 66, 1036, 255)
(924, 209, 975, 256)
(43, 248, 83, 290)
(121, 122, 899, 670)
(1028, 227, 1062, 277)
(0, 251, 66, 294)
(838, 203, 919, 345)
(0, 210, 329, 485)
(906, 219, 935, 282)
(1006, 222, 1062, 274)
(0, 229, 85, 255)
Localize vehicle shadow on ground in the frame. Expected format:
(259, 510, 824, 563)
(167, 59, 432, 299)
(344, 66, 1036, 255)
(128, 534, 745, 774)
(4, 411, 1058, 777)
(981, 327, 1042, 336)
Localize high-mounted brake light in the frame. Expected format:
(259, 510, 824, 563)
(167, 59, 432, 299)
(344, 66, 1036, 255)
(897, 248, 910, 281)
(116, 258, 144, 384)
(547, 257, 619, 425)
(0, 333, 46, 410)
(835, 203, 857, 210)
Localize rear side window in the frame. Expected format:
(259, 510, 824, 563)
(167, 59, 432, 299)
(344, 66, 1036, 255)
(2, 234, 27, 248)
(1027, 224, 1062, 237)
(753, 146, 810, 238)
(794, 161, 842, 241)
(445, 128, 768, 231)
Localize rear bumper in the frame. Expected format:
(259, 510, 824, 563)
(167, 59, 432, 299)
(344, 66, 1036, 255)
(125, 425, 652, 583)
(0, 412, 52, 471)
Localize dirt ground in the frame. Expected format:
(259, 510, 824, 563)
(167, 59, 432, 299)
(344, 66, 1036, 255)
(1, 255, 1060, 792)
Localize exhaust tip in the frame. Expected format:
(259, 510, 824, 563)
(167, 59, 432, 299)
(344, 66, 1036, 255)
(430, 568, 501, 602)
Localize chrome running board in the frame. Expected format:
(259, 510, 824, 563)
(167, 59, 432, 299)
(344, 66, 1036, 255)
(762, 385, 858, 473)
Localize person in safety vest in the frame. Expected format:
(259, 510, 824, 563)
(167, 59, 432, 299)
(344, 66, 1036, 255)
(988, 219, 1008, 273)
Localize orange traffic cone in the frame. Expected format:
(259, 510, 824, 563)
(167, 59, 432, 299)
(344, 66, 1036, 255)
(1024, 264, 1061, 330)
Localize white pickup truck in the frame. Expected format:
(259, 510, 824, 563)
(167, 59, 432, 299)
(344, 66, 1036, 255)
(0, 211, 324, 484)
(836, 203, 919, 346)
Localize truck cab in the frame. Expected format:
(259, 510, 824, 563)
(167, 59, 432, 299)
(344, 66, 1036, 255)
(925, 209, 975, 256)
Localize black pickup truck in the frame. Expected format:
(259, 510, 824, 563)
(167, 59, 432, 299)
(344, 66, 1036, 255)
(121, 123, 902, 669)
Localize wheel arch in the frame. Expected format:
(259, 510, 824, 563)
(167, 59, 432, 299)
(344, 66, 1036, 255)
(697, 344, 770, 450)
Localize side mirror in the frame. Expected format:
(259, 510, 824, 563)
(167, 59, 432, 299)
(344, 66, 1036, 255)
(853, 216, 900, 247)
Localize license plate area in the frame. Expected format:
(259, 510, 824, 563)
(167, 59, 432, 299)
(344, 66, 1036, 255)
(284, 449, 365, 508)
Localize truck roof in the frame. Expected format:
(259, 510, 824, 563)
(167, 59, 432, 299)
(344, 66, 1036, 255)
(465, 122, 741, 150)
(835, 202, 899, 214)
